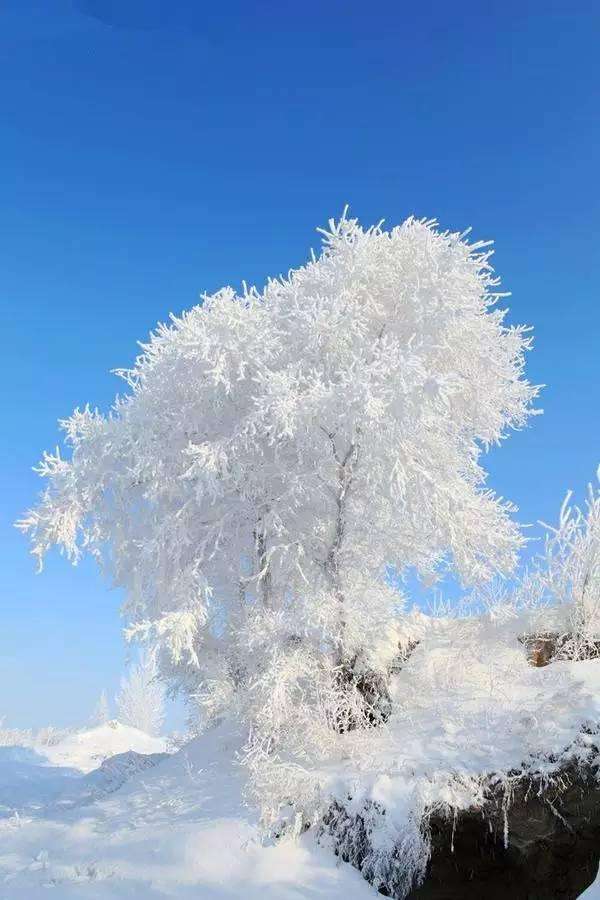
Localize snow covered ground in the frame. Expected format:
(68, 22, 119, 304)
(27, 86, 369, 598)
(0, 722, 374, 898)
(4, 615, 600, 898)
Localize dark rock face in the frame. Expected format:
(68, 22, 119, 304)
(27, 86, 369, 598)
(409, 762, 600, 900)
(325, 760, 600, 900)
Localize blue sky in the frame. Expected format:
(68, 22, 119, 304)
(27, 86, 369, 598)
(1, 0, 599, 728)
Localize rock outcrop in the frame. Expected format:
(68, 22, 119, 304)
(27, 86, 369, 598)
(327, 759, 600, 899)
(408, 760, 600, 899)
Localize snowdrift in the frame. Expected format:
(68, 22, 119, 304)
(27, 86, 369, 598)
(40, 721, 167, 773)
(0, 722, 372, 898)
(0, 722, 168, 819)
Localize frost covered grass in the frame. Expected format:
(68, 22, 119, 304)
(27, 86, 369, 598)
(0, 721, 72, 749)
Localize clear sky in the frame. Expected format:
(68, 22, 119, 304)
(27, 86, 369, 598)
(1, 0, 599, 729)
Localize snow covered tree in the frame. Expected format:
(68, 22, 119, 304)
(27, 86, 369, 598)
(116, 650, 165, 736)
(19, 212, 538, 815)
(91, 690, 110, 727)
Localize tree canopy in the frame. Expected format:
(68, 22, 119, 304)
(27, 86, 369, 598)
(20, 212, 538, 811)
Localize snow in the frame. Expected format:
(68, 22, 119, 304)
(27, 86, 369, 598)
(3, 628, 600, 898)
(39, 721, 167, 773)
(301, 613, 600, 893)
(0, 723, 167, 821)
(0, 723, 374, 898)
(4, 619, 600, 899)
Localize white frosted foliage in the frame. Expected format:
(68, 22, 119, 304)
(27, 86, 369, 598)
(91, 690, 110, 727)
(19, 212, 539, 819)
(116, 650, 165, 737)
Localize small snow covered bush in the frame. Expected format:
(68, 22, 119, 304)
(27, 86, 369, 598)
(0, 720, 32, 747)
(35, 724, 72, 746)
(116, 649, 165, 736)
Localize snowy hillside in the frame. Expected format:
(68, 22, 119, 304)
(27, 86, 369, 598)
(0, 722, 167, 818)
(3, 636, 600, 899)
(4, 617, 600, 899)
(40, 721, 167, 773)
(0, 722, 373, 898)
